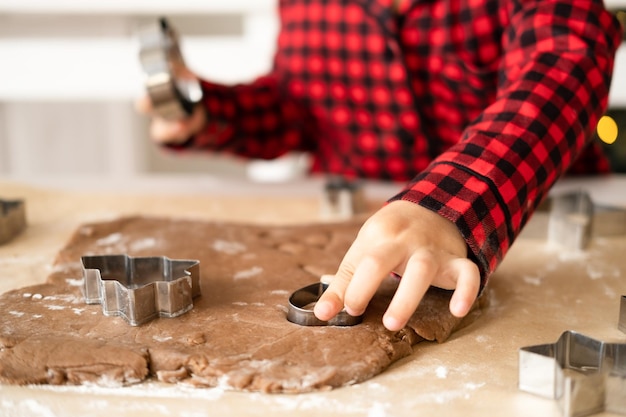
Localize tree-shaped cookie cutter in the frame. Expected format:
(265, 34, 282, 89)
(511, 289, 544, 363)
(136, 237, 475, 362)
(82, 254, 200, 326)
(518, 296, 626, 417)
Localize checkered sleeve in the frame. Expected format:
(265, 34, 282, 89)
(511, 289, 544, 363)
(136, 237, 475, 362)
(168, 74, 315, 159)
(391, 1, 622, 286)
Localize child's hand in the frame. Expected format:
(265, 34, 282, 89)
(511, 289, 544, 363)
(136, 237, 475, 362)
(314, 200, 481, 331)
(135, 95, 207, 145)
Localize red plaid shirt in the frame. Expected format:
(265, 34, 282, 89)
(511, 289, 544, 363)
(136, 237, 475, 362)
(176, 0, 622, 284)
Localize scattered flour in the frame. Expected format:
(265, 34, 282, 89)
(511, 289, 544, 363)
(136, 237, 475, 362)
(96, 233, 123, 247)
(412, 381, 486, 405)
(367, 402, 390, 417)
(65, 278, 83, 287)
(435, 366, 448, 379)
(522, 275, 542, 286)
(233, 267, 263, 280)
(212, 239, 246, 255)
(129, 238, 157, 252)
(27, 380, 227, 401)
(43, 294, 80, 303)
(153, 335, 173, 343)
(4, 398, 57, 417)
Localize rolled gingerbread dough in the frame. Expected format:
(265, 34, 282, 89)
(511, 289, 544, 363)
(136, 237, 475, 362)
(0, 217, 466, 393)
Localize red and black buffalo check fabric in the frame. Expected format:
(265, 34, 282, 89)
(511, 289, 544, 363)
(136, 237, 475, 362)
(172, 0, 623, 284)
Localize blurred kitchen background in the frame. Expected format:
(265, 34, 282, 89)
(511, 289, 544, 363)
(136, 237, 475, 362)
(0, 0, 624, 185)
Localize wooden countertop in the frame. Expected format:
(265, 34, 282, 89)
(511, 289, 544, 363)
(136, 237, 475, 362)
(1, 175, 625, 417)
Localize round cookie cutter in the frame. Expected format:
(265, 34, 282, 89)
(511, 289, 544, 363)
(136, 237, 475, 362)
(287, 282, 363, 326)
(137, 17, 203, 120)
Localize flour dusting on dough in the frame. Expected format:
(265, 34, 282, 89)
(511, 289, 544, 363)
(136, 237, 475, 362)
(233, 267, 263, 280)
(65, 278, 83, 287)
(43, 294, 80, 304)
(153, 335, 173, 343)
(129, 238, 157, 252)
(212, 239, 246, 255)
(96, 233, 123, 246)
(522, 275, 542, 286)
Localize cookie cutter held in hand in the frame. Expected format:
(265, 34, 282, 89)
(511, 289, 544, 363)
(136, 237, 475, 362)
(82, 254, 200, 326)
(287, 283, 363, 326)
(518, 297, 626, 417)
(137, 17, 203, 120)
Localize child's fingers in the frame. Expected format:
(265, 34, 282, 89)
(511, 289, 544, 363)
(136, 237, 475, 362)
(314, 240, 365, 321)
(343, 248, 399, 317)
(313, 285, 344, 321)
(448, 258, 481, 317)
(134, 95, 153, 114)
(150, 118, 188, 144)
(382, 253, 437, 331)
(314, 270, 351, 321)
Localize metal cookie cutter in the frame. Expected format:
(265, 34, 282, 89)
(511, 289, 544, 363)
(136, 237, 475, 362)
(320, 176, 367, 220)
(287, 283, 363, 326)
(547, 190, 594, 250)
(0, 199, 26, 245)
(518, 297, 626, 417)
(82, 254, 200, 326)
(137, 17, 203, 120)
(526, 190, 626, 250)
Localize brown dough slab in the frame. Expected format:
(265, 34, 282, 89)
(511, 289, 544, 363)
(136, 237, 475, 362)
(0, 217, 465, 393)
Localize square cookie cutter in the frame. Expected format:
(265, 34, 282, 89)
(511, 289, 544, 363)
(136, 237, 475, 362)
(82, 254, 200, 326)
(0, 199, 26, 245)
(525, 190, 626, 250)
(320, 176, 367, 221)
(518, 296, 626, 417)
